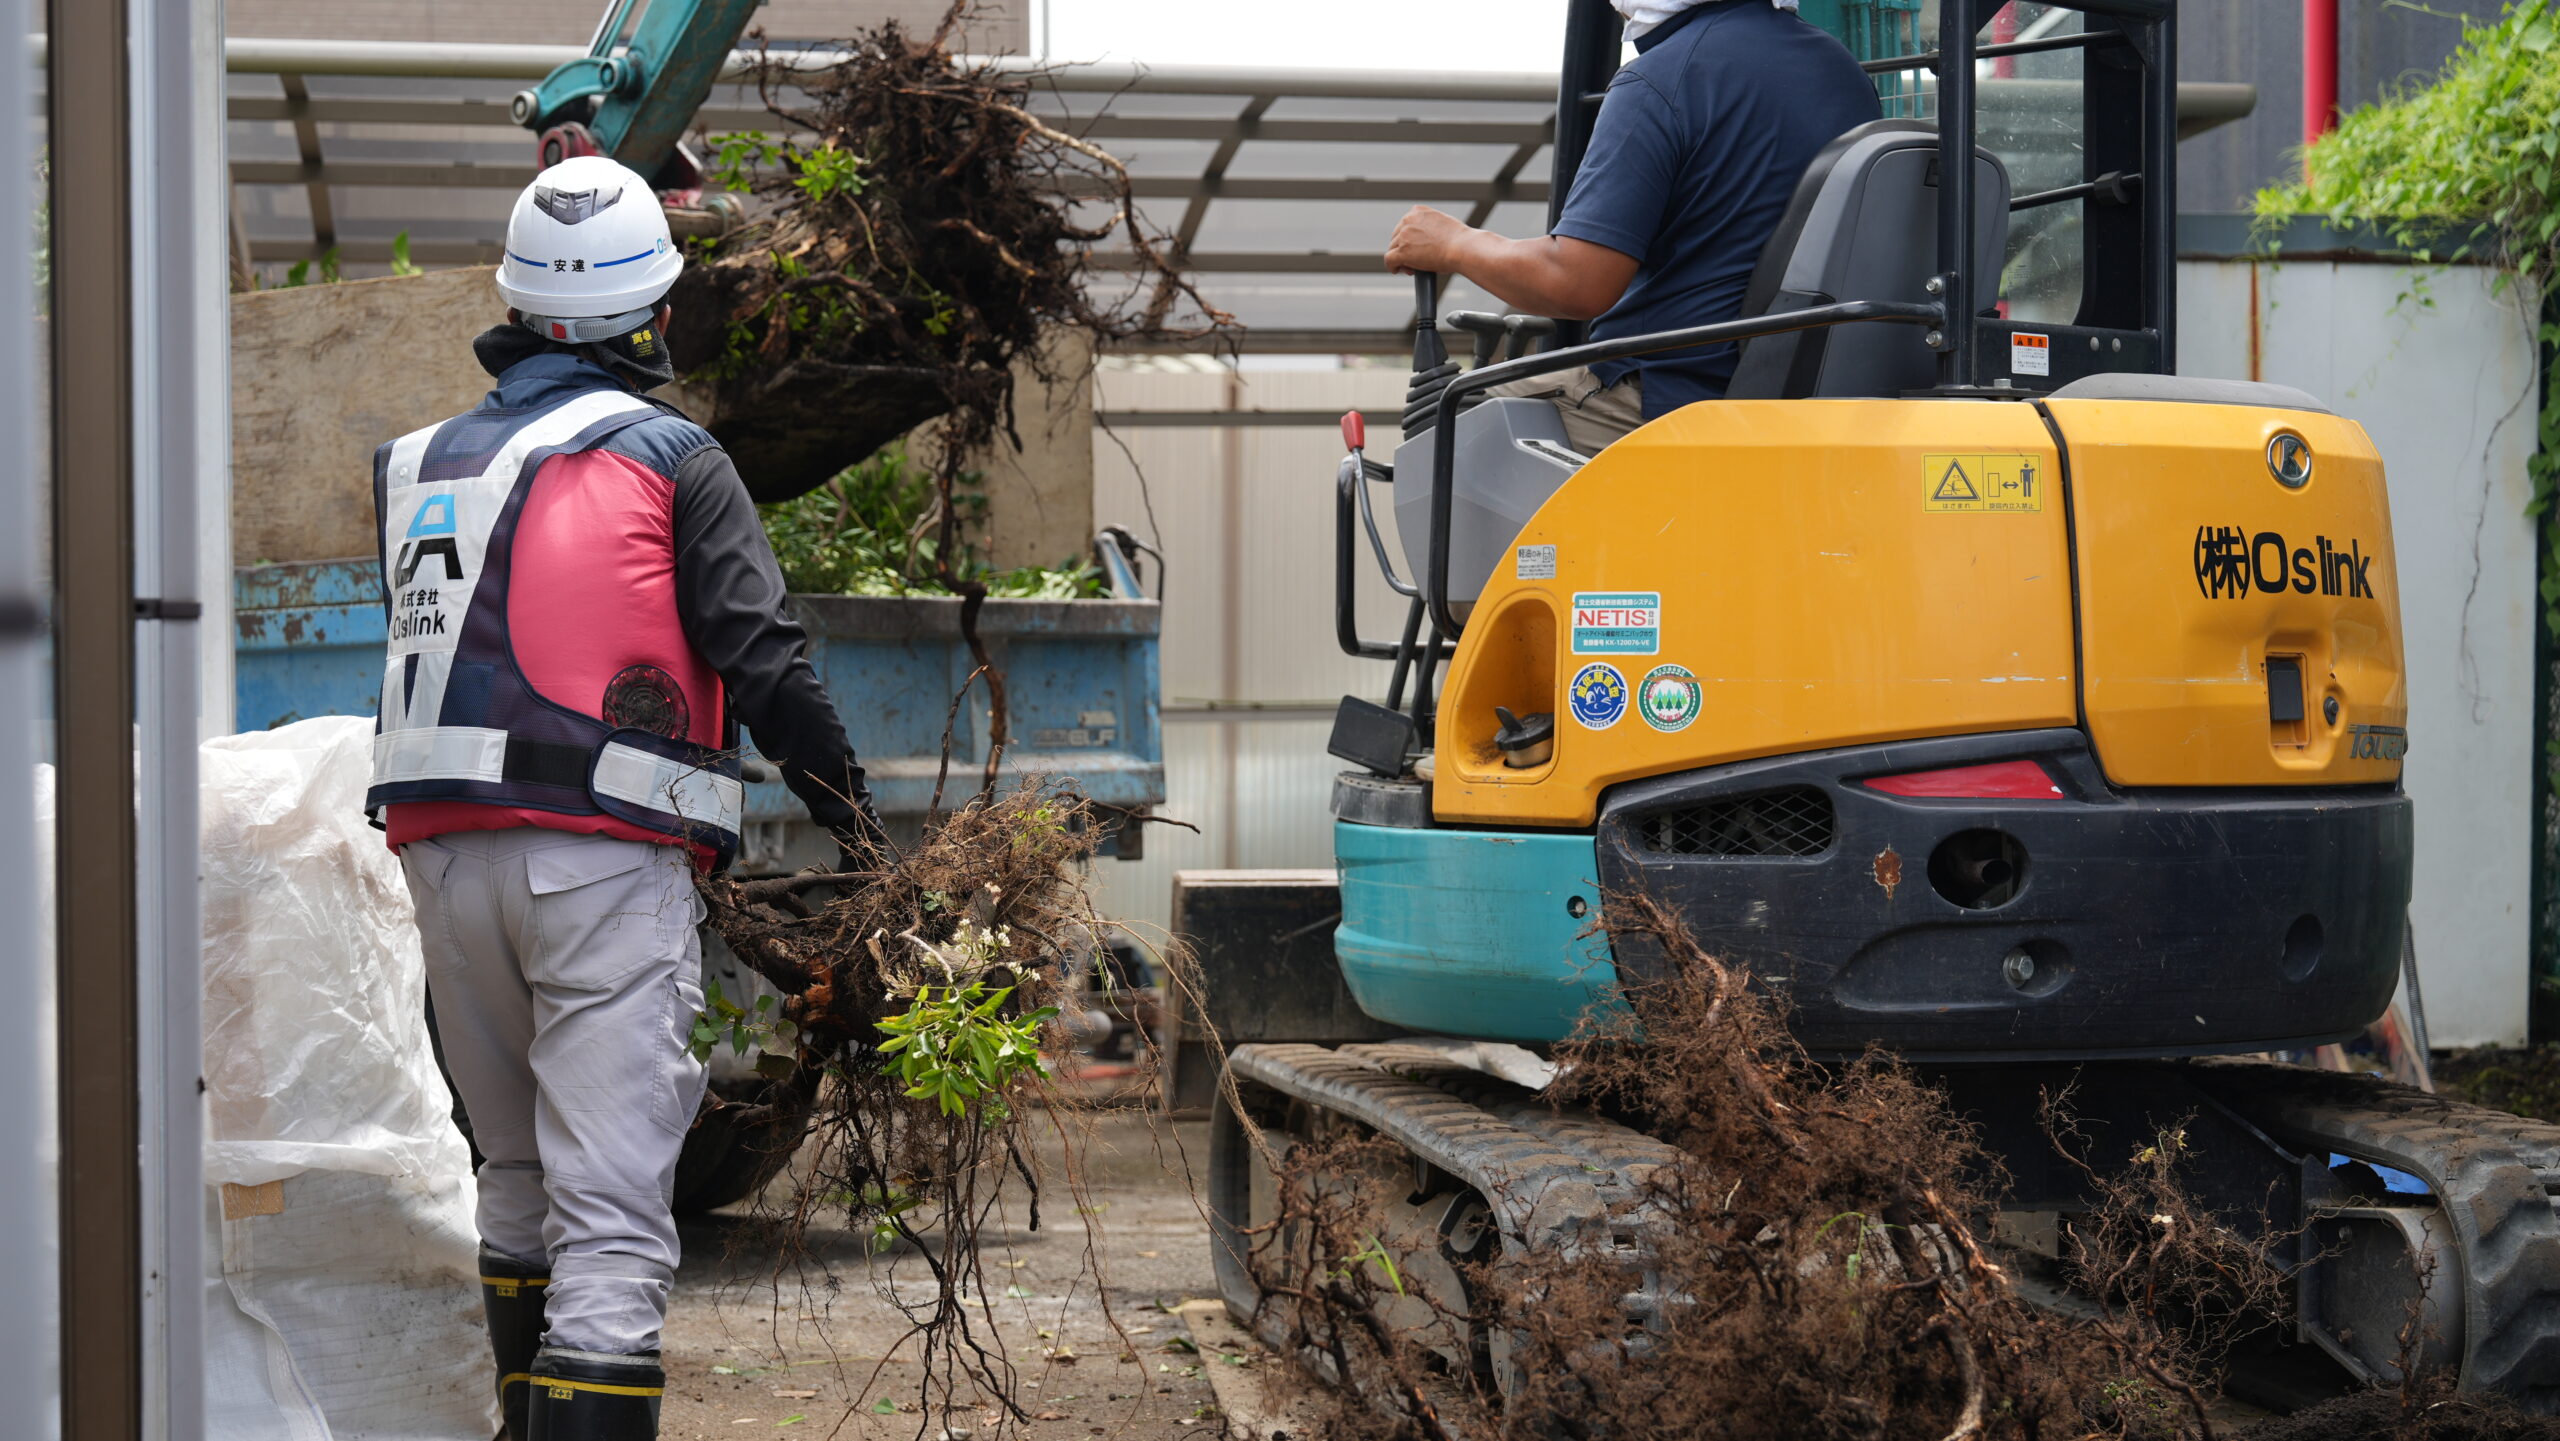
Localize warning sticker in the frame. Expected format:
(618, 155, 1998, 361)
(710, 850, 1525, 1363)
(1923, 454, 2045, 514)
(1572, 591, 1660, 654)
(2010, 331, 2052, 377)
(1516, 544, 1557, 580)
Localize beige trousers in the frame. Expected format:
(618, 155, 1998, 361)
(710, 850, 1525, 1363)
(1484, 367, 1646, 455)
(402, 827, 708, 1355)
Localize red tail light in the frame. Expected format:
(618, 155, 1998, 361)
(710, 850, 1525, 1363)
(1864, 759, 2063, 800)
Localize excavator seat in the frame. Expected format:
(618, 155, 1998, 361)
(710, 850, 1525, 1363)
(1726, 118, 2011, 399)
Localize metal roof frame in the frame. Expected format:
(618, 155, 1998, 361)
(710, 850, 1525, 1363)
(220, 38, 2254, 353)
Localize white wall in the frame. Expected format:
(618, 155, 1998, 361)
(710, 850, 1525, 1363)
(2179, 259, 2542, 1047)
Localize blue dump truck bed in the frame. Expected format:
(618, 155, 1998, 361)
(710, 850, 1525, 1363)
(234, 554, 1165, 869)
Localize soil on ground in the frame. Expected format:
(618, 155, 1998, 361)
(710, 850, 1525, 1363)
(660, 1112, 1225, 1441)
(2435, 1045, 2560, 1123)
(2236, 1390, 2560, 1441)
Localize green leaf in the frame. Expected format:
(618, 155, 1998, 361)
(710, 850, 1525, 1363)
(870, 1398, 898, 1415)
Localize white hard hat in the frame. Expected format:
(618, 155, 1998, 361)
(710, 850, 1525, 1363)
(495, 155, 683, 321)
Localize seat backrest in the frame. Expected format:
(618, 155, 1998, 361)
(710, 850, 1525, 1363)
(1725, 119, 2012, 400)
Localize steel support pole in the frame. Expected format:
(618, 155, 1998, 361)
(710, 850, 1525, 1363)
(1934, 0, 1979, 387)
(49, 0, 142, 1429)
(2301, 0, 2339, 155)
(0, 0, 54, 1428)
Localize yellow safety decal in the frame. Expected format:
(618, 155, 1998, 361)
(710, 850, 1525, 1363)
(500, 1372, 664, 1399)
(480, 1274, 549, 1296)
(1923, 453, 2045, 513)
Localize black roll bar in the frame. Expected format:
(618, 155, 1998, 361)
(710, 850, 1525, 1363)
(1418, 289, 1944, 639)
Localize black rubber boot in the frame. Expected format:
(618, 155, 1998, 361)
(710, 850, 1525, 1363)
(524, 1347, 664, 1441)
(479, 1247, 549, 1440)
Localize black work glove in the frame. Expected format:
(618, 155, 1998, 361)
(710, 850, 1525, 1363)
(830, 791, 891, 875)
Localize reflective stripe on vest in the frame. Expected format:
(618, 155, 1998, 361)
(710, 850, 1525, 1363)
(366, 384, 742, 862)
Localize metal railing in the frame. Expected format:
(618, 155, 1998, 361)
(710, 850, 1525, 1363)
(224, 39, 1560, 275)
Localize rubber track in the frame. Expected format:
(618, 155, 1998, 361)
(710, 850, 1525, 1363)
(2187, 1060, 2560, 1406)
(1229, 1043, 1677, 1259)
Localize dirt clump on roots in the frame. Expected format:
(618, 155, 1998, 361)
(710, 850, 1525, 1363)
(1240, 894, 2302, 1441)
(696, 786, 1173, 1422)
(668, 0, 1232, 503)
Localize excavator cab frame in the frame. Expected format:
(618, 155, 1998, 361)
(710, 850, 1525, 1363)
(1331, 0, 2181, 764)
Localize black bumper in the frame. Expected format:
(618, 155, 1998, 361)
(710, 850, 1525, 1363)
(1594, 729, 2412, 1061)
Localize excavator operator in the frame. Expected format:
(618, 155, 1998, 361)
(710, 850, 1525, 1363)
(1383, 0, 1880, 454)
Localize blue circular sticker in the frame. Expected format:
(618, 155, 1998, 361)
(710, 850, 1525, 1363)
(1568, 662, 1628, 730)
(1638, 664, 1702, 733)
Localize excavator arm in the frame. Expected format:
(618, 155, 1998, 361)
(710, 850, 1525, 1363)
(510, 0, 769, 194)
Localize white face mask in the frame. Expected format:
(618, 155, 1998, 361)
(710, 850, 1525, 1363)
(1610, 0, 1800, 42)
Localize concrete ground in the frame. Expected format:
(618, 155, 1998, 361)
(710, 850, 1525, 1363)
(660, 1111, 1249, 1441)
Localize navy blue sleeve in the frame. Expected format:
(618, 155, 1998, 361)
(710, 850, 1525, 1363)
(1550, 70, 1683, 263)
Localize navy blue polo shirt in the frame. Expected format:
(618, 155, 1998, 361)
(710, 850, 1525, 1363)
(1553, 1, 1880, 417)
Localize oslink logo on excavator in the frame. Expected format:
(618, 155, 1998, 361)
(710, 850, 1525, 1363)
(2193, 525, 2377, 602)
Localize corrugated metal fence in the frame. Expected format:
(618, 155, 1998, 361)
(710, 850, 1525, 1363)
(1085, 365, 1406, 938)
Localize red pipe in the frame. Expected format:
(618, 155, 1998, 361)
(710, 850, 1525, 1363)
(2303, 0, 2340, 151)
(1989, 4, 2017, 79)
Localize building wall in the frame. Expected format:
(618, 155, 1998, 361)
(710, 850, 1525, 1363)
(2177, 0, 2504, 212)
(1082, 366, 1407, 937)
(2178, 257, 2542, 1048)
(224, 0, 1026, 49)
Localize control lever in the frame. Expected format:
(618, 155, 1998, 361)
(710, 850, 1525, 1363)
(1403, 273, 1462, 436)
(1444, 310, 1511, 370)
(1503, 313, 1558, 358)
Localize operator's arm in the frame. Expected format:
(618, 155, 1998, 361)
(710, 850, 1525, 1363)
(668, 444, 881, 843)
(1384, 218, 1640, 322)
(1382, 68, 1672, 323)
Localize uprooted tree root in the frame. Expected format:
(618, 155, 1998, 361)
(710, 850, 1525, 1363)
(1239, 894, 2300, 1441)
(696, 786, 1172, 1423)
(669, 0, 1235, 502)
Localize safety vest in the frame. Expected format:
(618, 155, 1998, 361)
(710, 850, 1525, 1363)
(365, 384, 744, 868)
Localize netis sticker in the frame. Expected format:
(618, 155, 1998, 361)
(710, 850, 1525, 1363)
(1568, 663, 1628, 730)
(2010, 331, 2052, 377)
(1571, 591, 1660, 654)
(1516, 544, 1557, 580)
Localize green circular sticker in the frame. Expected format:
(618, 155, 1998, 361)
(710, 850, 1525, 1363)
(1638, 664, 1702, 733)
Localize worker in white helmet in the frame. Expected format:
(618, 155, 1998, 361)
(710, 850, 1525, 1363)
(369, 155, 885, 1440)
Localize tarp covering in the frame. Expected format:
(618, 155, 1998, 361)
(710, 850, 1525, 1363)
(199, 715, 493, 1440)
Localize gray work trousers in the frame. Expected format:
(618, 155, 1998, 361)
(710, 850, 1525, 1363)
(400, 828, 708, 1355)
(1484, 366, 1647, 455)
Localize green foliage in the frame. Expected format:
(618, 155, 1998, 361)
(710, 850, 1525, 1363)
(1335, 1233, 1405, 1296)
(874, 938, 1059, 1122)
(708, 131, 868, 206)
(686, 975, 799, 1064)
(282, 246, 342, 289)
(759, 443, 1110, 599)
(2257, 2, 2560, 287)
(388, 229, 423, 278)
(2257, 3, 2560, 642)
